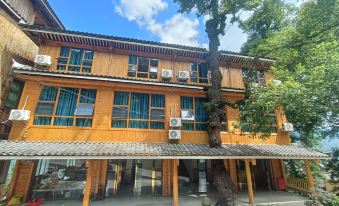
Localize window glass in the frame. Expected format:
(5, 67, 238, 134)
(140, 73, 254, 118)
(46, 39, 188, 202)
(190, 62, 208, 83)
(181, 96, 207, 131)
(31, 160, 86, 201)
(5, 80, 24, 109)
(127, 55, 158, 79)
(57, 46, 94, 73)
(112, 92, 165, 129)
(242, 68, 266, 87)
(34, 87, 96, 127)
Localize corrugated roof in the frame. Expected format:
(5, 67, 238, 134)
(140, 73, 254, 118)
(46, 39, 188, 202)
(14, 67, 246, 92)
(0, 140, 328, 160)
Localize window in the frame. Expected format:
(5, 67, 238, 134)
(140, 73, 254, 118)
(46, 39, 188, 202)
(31, 159, 86, 201)
(57, 47, 94, 73)
(5, 80, 24, 109)
(127, 55, 158, 79)
(242, 68, 266, 87)
(34, 86, 96, 127)
(190, 62, 209, 83)
(112, 92, 165, 129)
(180, 96, 207, 131)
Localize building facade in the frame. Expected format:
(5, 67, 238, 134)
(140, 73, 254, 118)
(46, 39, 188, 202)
(0, 9, 327, 206)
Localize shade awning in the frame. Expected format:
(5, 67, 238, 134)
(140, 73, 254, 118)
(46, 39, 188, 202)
(0, 140, 328, 160)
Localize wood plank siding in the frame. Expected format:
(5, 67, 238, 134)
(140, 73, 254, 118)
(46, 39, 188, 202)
(38, 44, 271, 89)
(9, 78, 291, 144)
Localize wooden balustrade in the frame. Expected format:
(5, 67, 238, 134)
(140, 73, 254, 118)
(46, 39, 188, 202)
(286, 176, 311, 194)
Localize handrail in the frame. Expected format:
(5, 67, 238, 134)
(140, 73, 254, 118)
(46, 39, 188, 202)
(286, 176, 311, 194)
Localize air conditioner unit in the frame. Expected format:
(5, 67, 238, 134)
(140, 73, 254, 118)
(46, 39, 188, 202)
(181, 110, 195, 121)
(161, 69, 173, 79)
(178, 71, 189, 81)
(8, 110, 31, 121)
(34, 55, 52, 66)
(282, 123, 294, 132)
(271, 79, 282, 86)
(169, 130, 181, 140)
(150, 67, 158, 73)
(170, 117, 182, 127)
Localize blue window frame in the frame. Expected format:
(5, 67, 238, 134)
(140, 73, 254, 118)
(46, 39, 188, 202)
(57, 46, 94, 73)
(34, 86, 96, 127)
(112, 91, 165, 129)
(190, 62, 209, 83)
(180, 96, 208, 131)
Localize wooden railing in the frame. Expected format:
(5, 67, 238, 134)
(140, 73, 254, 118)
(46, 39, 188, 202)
(286, 176, 311, 194)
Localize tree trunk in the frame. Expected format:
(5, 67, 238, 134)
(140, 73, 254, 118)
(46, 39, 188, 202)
(205, 8, 234, 205)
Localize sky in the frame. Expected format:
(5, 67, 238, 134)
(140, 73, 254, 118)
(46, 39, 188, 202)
(48, 0, 249, 52)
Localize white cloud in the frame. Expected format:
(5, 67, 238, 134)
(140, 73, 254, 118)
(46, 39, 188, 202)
(114, 0, 200, 47)
(114, 0, 168, 26)
(148, 14, 199, 46)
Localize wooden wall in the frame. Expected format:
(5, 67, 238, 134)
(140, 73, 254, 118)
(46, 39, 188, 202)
(0, 15, 38, 106)
(9, 78, 291, 145)
(39, 44, 271, 90)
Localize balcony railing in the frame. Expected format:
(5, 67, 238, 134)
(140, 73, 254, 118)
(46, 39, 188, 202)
(286, 176, 311, 194)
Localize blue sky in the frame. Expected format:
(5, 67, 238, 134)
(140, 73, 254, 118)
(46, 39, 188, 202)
(49, 0, 248, 52)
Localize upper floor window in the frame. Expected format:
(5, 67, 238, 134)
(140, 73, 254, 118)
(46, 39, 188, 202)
(112, 91, 165, 129)
(127, 55, 158, 79)
(242, 68, 266, 87)
(34, 86, 96, 127)
(57, 47, 94, 73)
(240, 106, 277, 133)
(180, 96, 207, 131)
(190, 62, 209, 84)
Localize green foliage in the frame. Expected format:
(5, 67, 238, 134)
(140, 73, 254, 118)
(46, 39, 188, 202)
(309, 187, 338, 206)
(326, 148, 339, 193)
(239, 0, 339, 144)
(240, 0, 296, 53)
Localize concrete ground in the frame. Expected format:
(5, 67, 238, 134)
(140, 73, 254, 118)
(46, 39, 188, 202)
(37, 191, 309, 206)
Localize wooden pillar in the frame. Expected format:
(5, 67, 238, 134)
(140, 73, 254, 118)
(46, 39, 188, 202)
(304, 160, 315, 191)
(162, 159, 172, 197)
(280, 160, 287, 189)
(229, 159, 238, 192)
(223, 159, 229, 172)
(83, 160, 93, 206)
(172, 159, 179, 206)
(245, 160, 254, 205)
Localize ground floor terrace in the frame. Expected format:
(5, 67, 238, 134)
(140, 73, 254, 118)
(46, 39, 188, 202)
(0, 141, 328, 206)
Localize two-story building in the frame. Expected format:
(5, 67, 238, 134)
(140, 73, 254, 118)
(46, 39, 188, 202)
(0, 23, 327, 206)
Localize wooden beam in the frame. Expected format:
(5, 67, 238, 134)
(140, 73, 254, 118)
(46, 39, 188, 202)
(245, 160, 254, 205)
(172, 159, 179, 206)
(304, 160, 315, 191)
(83, 160, 93, 206)
(229, 159, 238, 192)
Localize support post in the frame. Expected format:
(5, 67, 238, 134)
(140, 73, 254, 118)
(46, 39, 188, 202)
(7, 161, 20, 200)
(304, 160, 315, 191)
(245, 160, 254, 205)
(172, 159, 179, 206)
(280, 160, 287, 190)
(83, 160, 93, 206)
(229, 159, 238, 192)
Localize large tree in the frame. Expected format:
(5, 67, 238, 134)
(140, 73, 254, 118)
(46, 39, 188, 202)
(238, 0, 339, 145)
(175, 0, 260, 205)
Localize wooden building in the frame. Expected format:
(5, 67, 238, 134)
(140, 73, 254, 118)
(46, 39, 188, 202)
(0, 14, 327, 206)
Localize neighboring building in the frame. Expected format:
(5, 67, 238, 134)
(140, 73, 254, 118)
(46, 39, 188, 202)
(0, 4, 327, 206)
(0, 0, 63, 202)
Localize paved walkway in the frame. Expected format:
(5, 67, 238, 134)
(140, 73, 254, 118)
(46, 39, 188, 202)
(40, 191, 309, 206)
